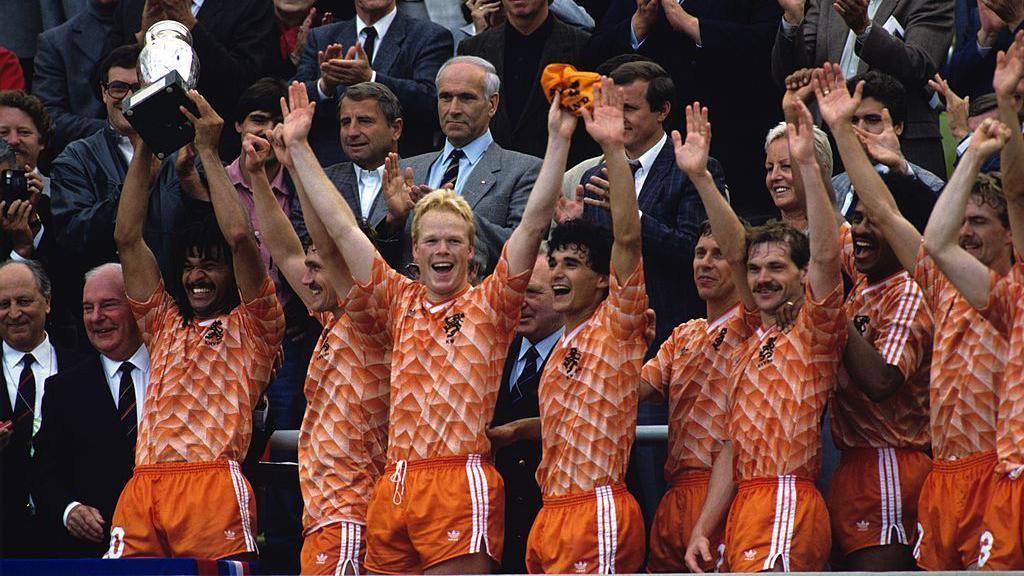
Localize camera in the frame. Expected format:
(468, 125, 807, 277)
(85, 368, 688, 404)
(1, 169, 29, 209)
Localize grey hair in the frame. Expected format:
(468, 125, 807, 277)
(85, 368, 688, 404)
(436, 56, 501, 99)
(764, 121, 834, 178)
(0, 259, 51, 300)
(84, 262, 124, 283)
(0, 139, 14, 167)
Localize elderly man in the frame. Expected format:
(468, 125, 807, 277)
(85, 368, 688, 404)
(390, 55, 542, 277)
(0, 259, 80, 556)
(295, 0, 453, 165)
(32, 263, 148, 557)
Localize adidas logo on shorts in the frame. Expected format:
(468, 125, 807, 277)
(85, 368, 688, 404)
(744, 549, 757, 561)
(447, 530, 461, 542)
(573, 561, 588, 573)
(856, 520, 870, 531)
(223, 529, 236, 540)
(316, 552, 329, 565)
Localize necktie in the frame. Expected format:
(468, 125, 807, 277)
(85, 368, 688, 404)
(441, 149, 464, 189)
(118, 362, 138, 453)
(362, 26, 378, 67)
(12, 354, 36, 447)
(628, 159, 642, 177)
(512, 345, 540, 402)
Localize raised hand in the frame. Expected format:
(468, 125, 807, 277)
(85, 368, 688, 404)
(241, 133, 273, 174)
(813, 62, 863, 128)
(786, 98, 819, 166)
(382, 153, 416, 221)
(290, 8, 317, 65)
(982, 0, 1024, 31)
(978, 0, 1008, 46)
(833, 0, 870, 34)
(968, 117, 1012, 159)
(851, 107, 905, 169)
(581, 78, 626, 149)
(280, 81, 317, 146)
(928, 73, 970, 140)
(179, 90, 223, 152)
(554, 186, 584, 224)
(547, 91, 578, 142)
(632, 0, 660, 41)
(672, 102, 711, 176)
(993, 30, 1024, 98)
(778, 0, 805, 25)
(268, 124, 293, 168)
(0, 199, 34, 257)
(782, 68, 815, 123)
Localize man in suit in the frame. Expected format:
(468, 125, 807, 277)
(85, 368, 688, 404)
(109, 0, 277, 158)
(771, 0, 954, 179)
(32, 0, 120, 157)
(32, 263, 146, 557)
(488, 253, 563, 574)
(392, 55, 542, 276)
(0, 259, 79, 556)
(295, 0, 453, 165)
(458, 0, 594, 165)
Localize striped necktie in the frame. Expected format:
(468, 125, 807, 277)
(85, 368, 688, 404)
(118, 362, 138, 453)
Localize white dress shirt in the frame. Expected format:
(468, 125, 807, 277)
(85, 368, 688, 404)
(3, 336, 56, 437)
(353, 164, 385, 220)
(632, 131, 667, 197)
(507, 327, 564, 390)
(191, 0, 204, 16)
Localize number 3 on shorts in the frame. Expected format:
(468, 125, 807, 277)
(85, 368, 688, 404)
(978, 530, 994, 568)
(105, 526, 126, 559)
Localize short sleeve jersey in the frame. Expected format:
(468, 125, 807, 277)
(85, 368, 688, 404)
(913, 246, 1003, 460)
(729, 283, 846, 480)
(831, 271, 933, 451)
(298, 301, 391, 533)
(536, 262, 648, 497)
(979, 263, 1024, 475)
(129, 278, 285, 465)
(346, 247, 529, 463)
(641, 305, 753, 478)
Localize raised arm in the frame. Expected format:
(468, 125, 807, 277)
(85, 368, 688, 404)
(673, 102, 754, 310)
(504, 92, 579, 276)
(281, 81, 376, 285)
(817, 67, 922, 273)
(581, 79, 641, 279)
(181, 91, 268, 303)
(112, 137, 162, 302)
(994, 30, 1024, 254)
(922, 118, 1012, 309)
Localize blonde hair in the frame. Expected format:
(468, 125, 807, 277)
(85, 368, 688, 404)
(764, 121, 834, 178)
(411, 189, 476, 244)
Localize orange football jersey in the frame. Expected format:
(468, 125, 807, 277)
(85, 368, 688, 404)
(536, 262, 648, 496)
(129, 278, 285, 465)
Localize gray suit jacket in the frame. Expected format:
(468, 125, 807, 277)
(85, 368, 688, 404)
(394, 141, 542, 275)
(770, 0, 953, 140)
(324, 161, 389, 230)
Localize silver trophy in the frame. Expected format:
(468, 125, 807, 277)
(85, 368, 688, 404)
(123, 20, 202, 159)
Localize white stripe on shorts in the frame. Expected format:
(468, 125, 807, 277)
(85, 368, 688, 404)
(228, 461, 258, 553)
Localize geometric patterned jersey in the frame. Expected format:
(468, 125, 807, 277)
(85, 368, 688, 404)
(641, 304, 754, 479)
(346, 248, 529, 463)
(913, 247, 1004, 460)
(728, 283, 846, 481)
(831, 270, 933, 451)
(298, 302, 391, 533)
(536, 262, 648, 497)
(979, 262, 1024, 475)
(128, 278, 285, 465)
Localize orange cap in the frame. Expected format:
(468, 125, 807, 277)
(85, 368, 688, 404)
(541, 63, 602, 116)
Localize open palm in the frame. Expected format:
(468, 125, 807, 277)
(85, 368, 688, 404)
(582, 78, 625, 148)
(814, 63, 861, 128)
(673, 102, 711, 175)
(281, 81, 316, 146)
(993, 32, 1024, 98)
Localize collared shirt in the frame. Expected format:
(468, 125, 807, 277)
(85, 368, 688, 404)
(225, 157, 294, 306)
(356, 6, 398, 78)
(3, 336, 56, 428)
(353, 164, 384, 220)
(632, 131, 667, 196)
(191, 0, 204, 16)
(427, 130, 494, 196)
(508, 327, 564, 391)
(115, 129, 133, 165)
(99, 345, 151, 426)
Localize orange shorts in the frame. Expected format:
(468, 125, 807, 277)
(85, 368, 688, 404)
(724, 476, 830, 572)
(300, 521, 365, 575)
(827, 447, 931, 557)
(104, 460, 257, 559)
(977, 474, 1024, 570)
(525, 483, 645, 574)
(915, 450, 996, 570)
(648, 470, 722, 573)
(363, 455, 503, 574)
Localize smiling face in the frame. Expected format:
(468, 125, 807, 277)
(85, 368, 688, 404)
(746, 241, 805, 315)
(0, 106, 44, 169)
(548, 245, 609, 323)
(339, 96, 400, 169)
(849, 205, 900, 281)
(436, 62, 498, 149)
(693, 233, 735, 303)
(960, 195, 1013, 268)
(103, 66, 139, 136)
(0, 263, 50, 353)
(765, 137, 802, 214)
(301, 246, 340, 313)
(181, 247, 236, 319)
(82, 266, 142, 361)
(413, 209, 474, 301)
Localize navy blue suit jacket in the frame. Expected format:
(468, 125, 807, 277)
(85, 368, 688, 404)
(294, 12, 453, 166)
(580, 139, 727, 355)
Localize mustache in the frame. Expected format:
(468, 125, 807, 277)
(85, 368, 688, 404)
(754, 281, 782, 293)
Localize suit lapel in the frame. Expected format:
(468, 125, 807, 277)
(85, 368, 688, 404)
(872, 0, 900, 33)
(337, 163, 361, 214)
(372, 13, 407, 75)
(462, 144, 500, 210)
(0, 362, 10, 420)
(637, 140, 673, 212)
(70, 13, 106, 66)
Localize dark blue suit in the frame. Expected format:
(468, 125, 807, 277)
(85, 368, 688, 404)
(945, 0, 1024, 98)
(294, 12, 453, 166)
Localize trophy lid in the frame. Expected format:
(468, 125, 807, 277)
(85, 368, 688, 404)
(139, 20, 199, 89)
(145, 20, 193, 46)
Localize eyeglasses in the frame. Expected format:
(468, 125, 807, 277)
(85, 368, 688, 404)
(102, 81, 142, 100)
